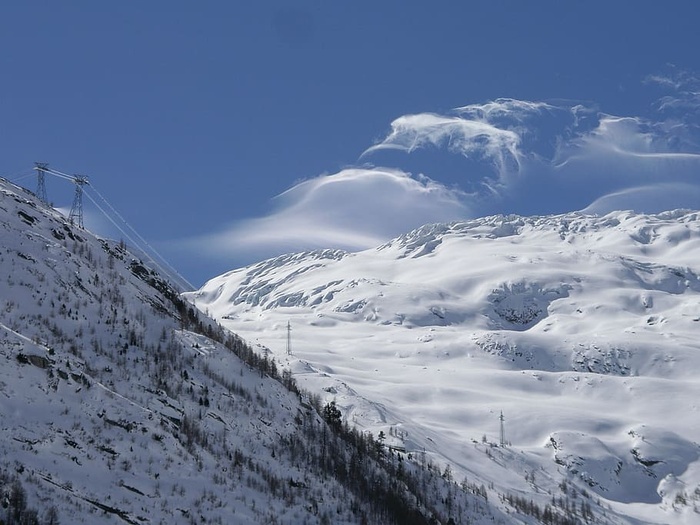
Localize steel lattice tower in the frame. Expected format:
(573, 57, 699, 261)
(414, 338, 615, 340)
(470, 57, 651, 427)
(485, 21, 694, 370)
(34, 162, 49, 204)
(68, 176, 89, 228)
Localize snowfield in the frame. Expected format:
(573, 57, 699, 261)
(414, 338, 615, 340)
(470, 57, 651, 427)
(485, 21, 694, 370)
(188, 210, 700, 523)
(1, 178, 510, 524)
(4, 170, 700, 524)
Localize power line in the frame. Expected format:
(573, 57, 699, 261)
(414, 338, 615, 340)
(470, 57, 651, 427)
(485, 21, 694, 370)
(82, 189, 143, 253)
(6, 169, 35, 184)
(43, 167, 84, 182)
(36, 164, 195, 291)
(88, 181, 194, 289)
(9, 173, 34, 184)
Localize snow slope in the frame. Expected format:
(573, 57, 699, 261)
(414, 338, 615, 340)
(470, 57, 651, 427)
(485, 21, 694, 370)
(188, 211, 700, 524)
(0, 177, 506, 524)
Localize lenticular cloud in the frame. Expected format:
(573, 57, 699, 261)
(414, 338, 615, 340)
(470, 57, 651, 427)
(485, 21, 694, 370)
(188, 71, 700, 264)
(362, 92, 700, 216)
(188, 168, 469, 260)
(582, 184, 700, 215)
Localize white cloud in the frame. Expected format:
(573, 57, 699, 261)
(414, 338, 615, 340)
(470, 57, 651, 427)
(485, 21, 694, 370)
(454, 98, 556, 123)
(184, 168, 470, 261)
(551, 114, 700, 198)
(581, 183, 700, 215)
(562, 114, 698, 158)
(362, 95, 700, 217)
(362, 112, 522, 177)
(644, 69, 700, 148)
(184, 80, 700, 268)
(645, 69, 700, 99)
(361, 99, 561, 188)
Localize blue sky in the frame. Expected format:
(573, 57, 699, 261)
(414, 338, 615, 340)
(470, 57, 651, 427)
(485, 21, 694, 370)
(2, 1, 699, 286)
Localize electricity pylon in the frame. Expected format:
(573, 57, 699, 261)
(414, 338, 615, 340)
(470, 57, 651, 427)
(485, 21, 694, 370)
(34, 162, 49, 204)
(68, 176, 89, 228)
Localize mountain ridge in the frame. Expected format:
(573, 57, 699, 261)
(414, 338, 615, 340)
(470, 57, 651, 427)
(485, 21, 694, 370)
(189, 207, 700, 524)
(1, 177, 507, 524)
(5, 169, 700, 523)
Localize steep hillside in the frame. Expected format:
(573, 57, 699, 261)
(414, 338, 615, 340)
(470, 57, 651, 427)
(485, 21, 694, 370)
(0, 178, 506, 524)
(189, 211, 700, 524)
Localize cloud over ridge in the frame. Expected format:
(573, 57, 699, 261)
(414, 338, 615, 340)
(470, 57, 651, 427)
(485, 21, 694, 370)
(186, 168, 469, 261)
(187, 70, 700, 265)
(363, 89, 700, 216)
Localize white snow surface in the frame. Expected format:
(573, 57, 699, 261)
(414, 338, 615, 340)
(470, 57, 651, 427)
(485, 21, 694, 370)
(2, 178, 511, 524)
(189, 210, 700, 523)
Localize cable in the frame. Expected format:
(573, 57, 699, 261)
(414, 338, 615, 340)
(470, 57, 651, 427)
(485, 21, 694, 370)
(87, 183, 195, 291)
(44, 167, 81, 182)
(0, 167, 34, 184)
(8, 171, 35, 183)
(82, 190, 143, 253)
(43, 166, 195, 291)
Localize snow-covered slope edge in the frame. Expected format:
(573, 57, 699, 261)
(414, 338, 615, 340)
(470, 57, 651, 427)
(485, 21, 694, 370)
(0, 178, 508, 525)
(189, 211, 700, 524)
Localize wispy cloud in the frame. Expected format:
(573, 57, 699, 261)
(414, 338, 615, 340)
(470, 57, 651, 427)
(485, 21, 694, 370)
(645, 68, 700, 102)
(362, 89, 700, 216)
(552, 113, 700, 202)
(362, 111, 523, 178)
(184, 71, 700, 267)
(582, 183, 700, 215)
(644, 68, 700, 152)
(556, 114, 700, 164)
(183, 168, 469, 261)
(361, 98, 562, 189)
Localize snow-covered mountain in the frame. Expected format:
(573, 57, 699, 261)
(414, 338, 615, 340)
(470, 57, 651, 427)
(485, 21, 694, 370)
(188, 210, 700, 524)
(0, 177, 508, 524)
